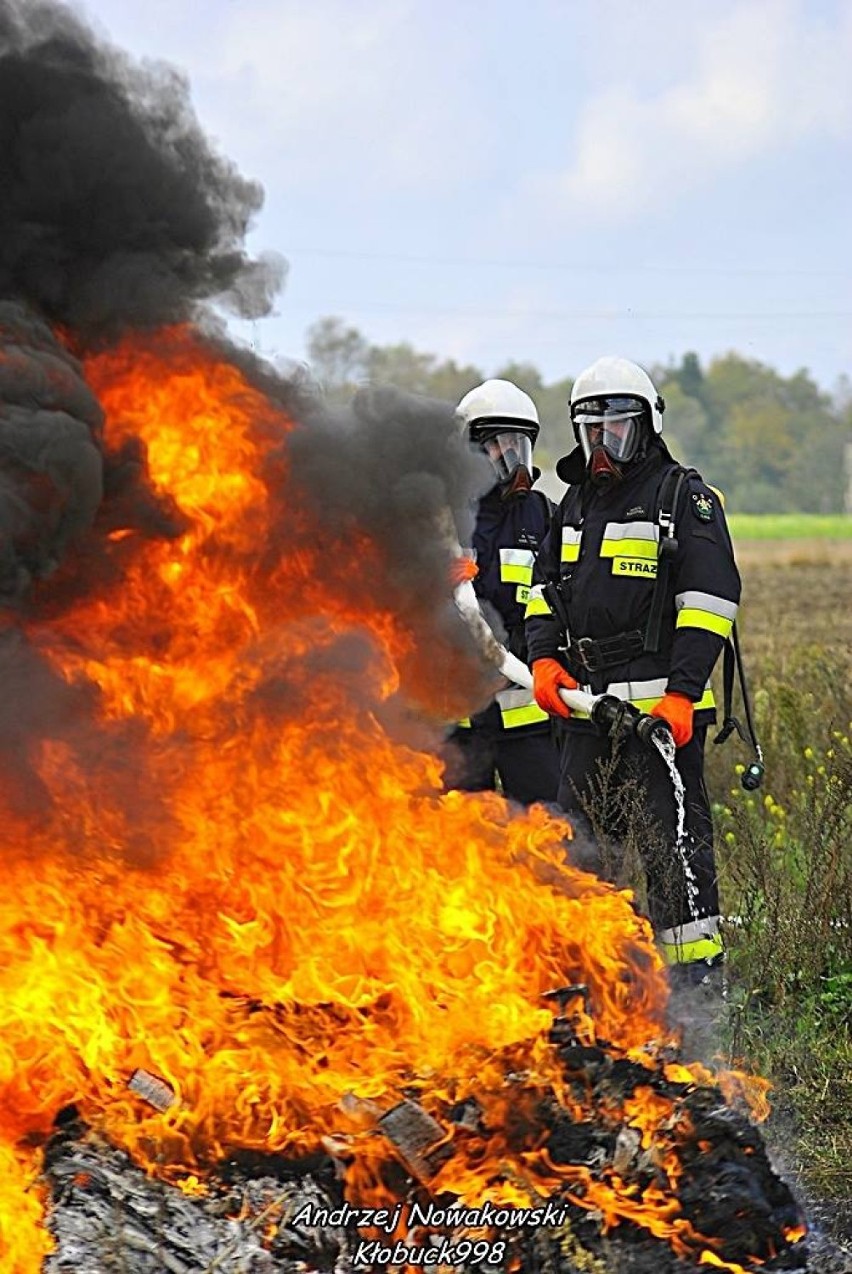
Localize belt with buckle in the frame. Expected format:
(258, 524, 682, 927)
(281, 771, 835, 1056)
(568, 629, 646, 673)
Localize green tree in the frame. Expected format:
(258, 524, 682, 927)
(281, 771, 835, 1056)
(705, 356, 847, 512)
(305, 317, 369, 399)
(302, 321, 850, 513)
(656, 381, 715, 477)
(366, 342, 482, 403)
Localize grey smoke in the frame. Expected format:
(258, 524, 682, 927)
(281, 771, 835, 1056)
(0, 0, 285, 341)
(267, 384, 499, 719)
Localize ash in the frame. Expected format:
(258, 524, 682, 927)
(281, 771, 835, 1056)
(44, 1130, 353, 1274)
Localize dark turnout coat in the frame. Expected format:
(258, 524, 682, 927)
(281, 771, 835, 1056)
(523, 442, 742, 958)
(524, 445, 741, 728)
(466, 485, 554, 731)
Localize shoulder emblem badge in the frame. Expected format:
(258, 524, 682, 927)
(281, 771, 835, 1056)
(691, 491, 714, 523)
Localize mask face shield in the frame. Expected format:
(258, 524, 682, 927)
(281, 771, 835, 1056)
(573, 396, 648, 465)
(472, 428, 534, 483)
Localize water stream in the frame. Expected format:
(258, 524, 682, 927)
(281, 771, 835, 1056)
(652, 732, 700, 922)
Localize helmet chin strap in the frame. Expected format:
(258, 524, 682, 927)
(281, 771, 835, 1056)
(589, 447, 624, 488)
(500, 465, 533, 500)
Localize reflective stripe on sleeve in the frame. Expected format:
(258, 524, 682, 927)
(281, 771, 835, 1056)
(675, 590, 738, 638)
(524, 584, 553, 618)
(561, 527, 582, 563)
(499, 546, 535, 585)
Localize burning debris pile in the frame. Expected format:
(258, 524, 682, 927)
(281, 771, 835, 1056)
(0, 3, 840, 1273)
(40, 1061, 812, 1274)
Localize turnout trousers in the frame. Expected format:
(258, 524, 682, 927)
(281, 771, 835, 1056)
(556, 725, 720, 936)
(443, 704, 560, 807)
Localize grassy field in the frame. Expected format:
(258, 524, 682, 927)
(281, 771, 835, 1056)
(727, 514, 852, 540)
(705, 540, 852, 1236)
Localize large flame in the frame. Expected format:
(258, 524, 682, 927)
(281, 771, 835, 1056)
(0, 329, 767, 1272)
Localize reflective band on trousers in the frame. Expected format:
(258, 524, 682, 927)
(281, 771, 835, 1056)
(659, 917, 723, 966)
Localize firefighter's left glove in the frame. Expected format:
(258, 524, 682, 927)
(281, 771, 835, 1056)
(532, 658, 577, 719)
(448, 556, 479, 587)
(650, 692, 694, 748)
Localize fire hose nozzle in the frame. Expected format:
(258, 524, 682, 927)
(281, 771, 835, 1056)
(635, 714, 673, 747)
(589, 695, 671, 749)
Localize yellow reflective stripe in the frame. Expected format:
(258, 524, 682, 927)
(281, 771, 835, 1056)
(659, 932, 725, 966)
(501, 702, 550, 728)
(499, 548, 534, 585)
(576, 688, 715, 718)
(676, 590, 738, 621)
(676, 608, 734, 638)
(637, 688, 715, 713)
(632, 697, 663, 714)
(501, 563, 533, 585)
(456, 717, 472, 728)
(561, 529, 582, 565)
(601, 537, 658, 560)
(524, 593, 552, 618)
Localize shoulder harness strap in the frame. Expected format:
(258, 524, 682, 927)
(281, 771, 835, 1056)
(644, 465, 765, 787)
(644, 464, 699, 654)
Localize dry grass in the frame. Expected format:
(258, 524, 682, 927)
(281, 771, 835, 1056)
(735, 547, 852, 664)
(705, 543, 852, 1230)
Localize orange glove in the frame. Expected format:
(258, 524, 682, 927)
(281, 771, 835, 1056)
(532, 658, 578, 719)
(650, 692, 694, 747)
(449, 556, 479, 586)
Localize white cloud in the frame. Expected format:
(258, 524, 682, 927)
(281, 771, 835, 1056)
(537, 0, 852, 222)
(193, 0, 486, 189)
(77, 0, 488, 192)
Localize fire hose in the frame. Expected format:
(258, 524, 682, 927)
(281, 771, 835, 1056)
(452, 579, 670, 747)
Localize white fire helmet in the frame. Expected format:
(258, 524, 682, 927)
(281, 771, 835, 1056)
(456, 379, 540, 484)
(570, 357, 665, 467)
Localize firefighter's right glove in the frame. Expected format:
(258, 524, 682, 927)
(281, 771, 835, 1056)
(650, 692, 694, 748)
(448, 556, 479, 587)
(532, 658, 577, 719)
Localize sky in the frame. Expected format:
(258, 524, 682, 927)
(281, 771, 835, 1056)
(74, 0, 852, 392)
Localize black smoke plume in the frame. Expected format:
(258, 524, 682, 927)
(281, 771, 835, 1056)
(0, 301, 102, 594)
(0, 0, 284, 341)
(0, 0, 492, 844)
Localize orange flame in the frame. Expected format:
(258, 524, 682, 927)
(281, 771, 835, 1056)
(0, 328, 774, 1270)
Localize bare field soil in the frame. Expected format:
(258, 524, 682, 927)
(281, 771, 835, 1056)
(734, 543, 852, 666)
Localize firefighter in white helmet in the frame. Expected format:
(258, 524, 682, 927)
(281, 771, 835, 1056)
(444, 379, 561, 805)
(525, 356, 742, 991)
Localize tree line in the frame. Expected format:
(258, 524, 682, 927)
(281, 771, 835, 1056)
(304, 317, 852, 513)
